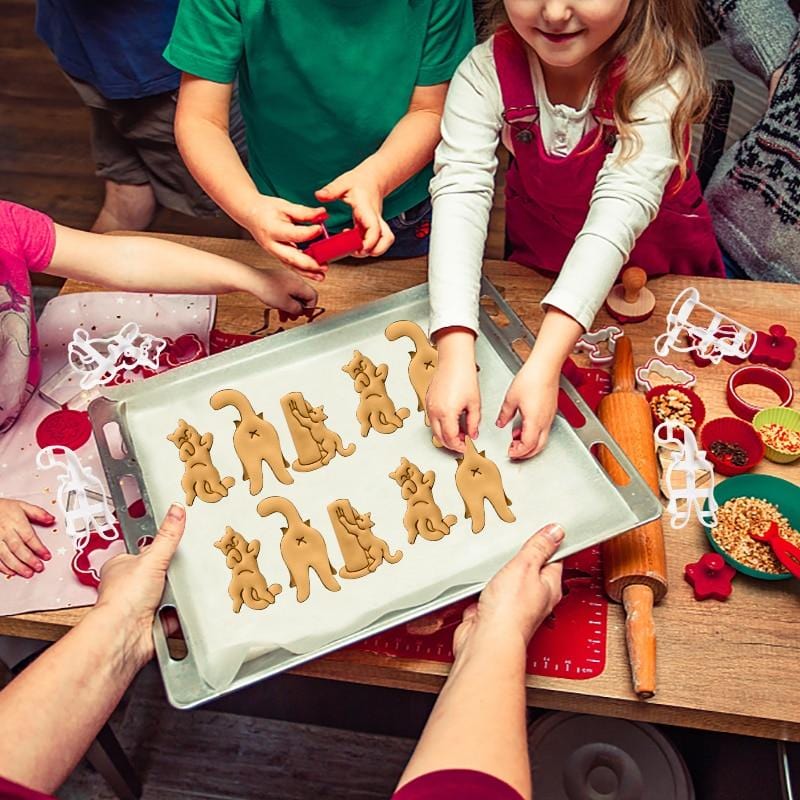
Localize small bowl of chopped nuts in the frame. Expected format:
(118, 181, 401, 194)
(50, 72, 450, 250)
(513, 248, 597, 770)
(752, 407, 800, 464)
(646, 384, 706, 439)
(700, 416, 765, 476)
(704, 474, 800, 580)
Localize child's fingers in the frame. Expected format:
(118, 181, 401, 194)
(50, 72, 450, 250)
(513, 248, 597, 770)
(465, 400, 481, 440)
(270, 242, 326, 275)
(496, 396, 516, 428)
(5, 530, 45, 572)
(439, 413, 464, 452)
(315, 183, 346, 203)
(274, 221, 325, 245)
(0, 541, 35, 578)
(0, 561, 14, 578)
(17, 523, 50, 561)
(508, 417, 539, 460)
(284, 202, 328, 223)
(290, 283, 319, 307)
(17, 501, 55, 528)
(370, 220, 395, 257)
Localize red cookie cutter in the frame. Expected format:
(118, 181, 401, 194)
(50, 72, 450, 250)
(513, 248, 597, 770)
(749, 325, 797, 371)
(684, 553, 735, 600)
(749, 521, 800, 579)
(726, 365, 794, 422)
(70, 523, 123, 588)
(306, 224, 365, 265)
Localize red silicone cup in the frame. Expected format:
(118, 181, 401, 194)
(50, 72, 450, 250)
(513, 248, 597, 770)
(645, 384, 706, 440)
(726, 365, 794, 422)
(700, 416, 765, 476)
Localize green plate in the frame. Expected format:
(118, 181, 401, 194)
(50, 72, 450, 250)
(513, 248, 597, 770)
(704, 474, 800, 581)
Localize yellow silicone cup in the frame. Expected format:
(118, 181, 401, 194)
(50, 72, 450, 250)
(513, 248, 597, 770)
(752, 407, 800, 464)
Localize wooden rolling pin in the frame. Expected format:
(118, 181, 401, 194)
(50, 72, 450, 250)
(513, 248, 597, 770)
(597, 335, 668, 699)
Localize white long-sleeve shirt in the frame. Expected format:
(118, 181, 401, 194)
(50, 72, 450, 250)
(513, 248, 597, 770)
(428, 37, 686, 336)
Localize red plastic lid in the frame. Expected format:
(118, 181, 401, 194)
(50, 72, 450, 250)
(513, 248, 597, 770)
(36, 409, 92, 451)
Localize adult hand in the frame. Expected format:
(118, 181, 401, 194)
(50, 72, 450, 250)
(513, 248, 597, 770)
(93, 503, 186, 668)
(452, 524, 564, 658)
(496, 363, 558, 460)
(242, 195, 329, 281)
(248, 265, 319, 317)
(316, 167, 395, 257)
(0, 499, 54, 579)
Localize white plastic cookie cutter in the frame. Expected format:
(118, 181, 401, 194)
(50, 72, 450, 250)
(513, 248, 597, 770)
(68, 323, 167, 390)
(653, 421, 718, 530)
(574, 325, 623, 365)
(654, 287, 755, 365)
(36, 446, 117, 549)
(635, 357, 697, 393)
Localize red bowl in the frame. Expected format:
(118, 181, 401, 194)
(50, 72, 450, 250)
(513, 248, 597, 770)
(645, 384, 706, 440)
(700, 416, 765, 476)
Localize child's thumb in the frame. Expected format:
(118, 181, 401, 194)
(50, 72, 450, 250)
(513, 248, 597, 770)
(315, 179, 345, 202)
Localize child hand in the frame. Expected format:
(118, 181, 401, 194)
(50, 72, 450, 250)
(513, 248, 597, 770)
(0, 499, 54, 579)
(496, 363, 559, 460)
(316, 168, 395, 257)
(242, 195, 329, 281)
(426, 356, 480, 452)
(248, 265, 319, 317)
(452, 524, 564, 657)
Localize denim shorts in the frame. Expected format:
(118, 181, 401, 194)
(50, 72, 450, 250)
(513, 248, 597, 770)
(383, 197, 432, 258)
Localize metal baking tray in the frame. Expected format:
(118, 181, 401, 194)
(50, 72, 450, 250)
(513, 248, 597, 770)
(90, 278, 661, 709)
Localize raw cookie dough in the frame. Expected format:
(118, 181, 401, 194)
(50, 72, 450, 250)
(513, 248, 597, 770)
(327, 499, 403, 578)
(257, 496, 341, 603)
(388, 457, 457, 544)
(214, 526, 282, 613)
(454, 437, 515, 534)
(166, 419, 235, 506)
(280, 391, 356, 472)
(342, 351, 410, 437)
(210, 388, 293, 495)
(385, 320, 438, 425)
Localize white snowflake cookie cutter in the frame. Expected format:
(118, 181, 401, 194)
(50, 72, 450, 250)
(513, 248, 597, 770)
(653, 287, 755, 365)
(635, 357, 697, 393)
(68, 322, 166, 390)
(574, 325, 623, 365)
(36, 446, 117, 549)
(654, 421, 718, 530)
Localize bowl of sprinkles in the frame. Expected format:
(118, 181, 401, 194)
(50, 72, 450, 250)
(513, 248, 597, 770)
(752, 407, 800, 464)
(704, 474, 800, 580)
(646, 385, 705, 440)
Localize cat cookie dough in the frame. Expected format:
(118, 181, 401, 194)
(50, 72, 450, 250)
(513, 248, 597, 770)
(257, 496, 341, 603)
(210, 388, 293, 495)
(280, 391, 356, 472)
(454, 437, 515, 534)
(327, 499, 403, 579)
(342, 351, 410, 437)
(389, 457, 457, 544)
(214, 526, 282, 613)
(167, 419, 235, 506)
(385, 320, 438, 425)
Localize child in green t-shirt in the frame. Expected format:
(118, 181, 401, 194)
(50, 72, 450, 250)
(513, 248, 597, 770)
(164, 1, 474, 281)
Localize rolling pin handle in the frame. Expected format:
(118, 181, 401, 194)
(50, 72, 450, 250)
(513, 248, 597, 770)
(622, 583, 656, 699)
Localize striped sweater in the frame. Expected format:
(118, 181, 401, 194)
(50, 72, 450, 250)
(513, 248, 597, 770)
(702, 0, 800, 282)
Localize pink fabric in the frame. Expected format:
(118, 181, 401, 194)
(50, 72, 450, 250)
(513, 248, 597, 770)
(0, 775, 55, 800)
(493, 27, 724, 280)
(393, 770, 525, 800)
(0, 201, 56, 434)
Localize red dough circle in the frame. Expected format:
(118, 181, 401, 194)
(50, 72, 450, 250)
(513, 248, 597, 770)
(36, 409, 92, 451)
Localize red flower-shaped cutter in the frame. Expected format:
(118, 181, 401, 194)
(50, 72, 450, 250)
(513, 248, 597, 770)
(749, 521, 800, 579)
(749, 325, 797, 371)
(684, 553, 736, 601)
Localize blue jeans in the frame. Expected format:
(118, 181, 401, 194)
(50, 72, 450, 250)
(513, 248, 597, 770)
(383, 197, 432, 258)
(721, 248, 751, 280)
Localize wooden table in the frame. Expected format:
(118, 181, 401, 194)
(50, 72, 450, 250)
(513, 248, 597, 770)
(4, 235, 800, 742)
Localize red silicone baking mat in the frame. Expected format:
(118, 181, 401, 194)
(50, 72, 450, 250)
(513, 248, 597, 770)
(349, 543, 606, 679)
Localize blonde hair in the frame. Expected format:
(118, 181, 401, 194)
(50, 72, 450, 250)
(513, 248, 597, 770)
(482, 0, 711, 179)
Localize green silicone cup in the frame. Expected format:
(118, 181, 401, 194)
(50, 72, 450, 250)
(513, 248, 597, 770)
(752, 407, 800, 464)
(704, 474, 800, 580)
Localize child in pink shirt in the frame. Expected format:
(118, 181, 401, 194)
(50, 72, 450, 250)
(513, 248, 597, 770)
(0, 199, 316, 579)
